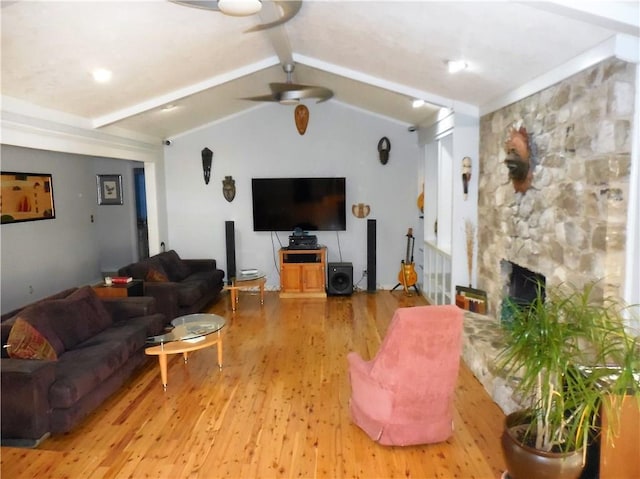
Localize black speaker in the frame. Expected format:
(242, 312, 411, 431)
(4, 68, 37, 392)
(225, 220, 236, 285)
(367, 219, 376, 292)
(327, 262, 353, 296)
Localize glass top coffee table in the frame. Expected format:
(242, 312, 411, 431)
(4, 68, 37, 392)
(145, 313, 225, 389)
(225, 269, 266, 311)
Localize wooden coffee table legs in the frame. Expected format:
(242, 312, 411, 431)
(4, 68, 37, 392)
(225, 277, 266, 311)
(145, 332, 223, 389)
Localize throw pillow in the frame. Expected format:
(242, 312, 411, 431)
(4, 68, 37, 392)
(146, 267, 169, 282)
(6, 317, 58, 360)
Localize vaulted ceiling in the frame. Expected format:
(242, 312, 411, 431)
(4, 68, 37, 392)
(1, 1, 638, 142)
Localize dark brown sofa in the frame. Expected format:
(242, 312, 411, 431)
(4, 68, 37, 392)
(117, 250, 225, 320)
(0, 286, 166, 447)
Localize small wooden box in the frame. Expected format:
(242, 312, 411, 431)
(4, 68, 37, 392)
(92, 280, 144, 298)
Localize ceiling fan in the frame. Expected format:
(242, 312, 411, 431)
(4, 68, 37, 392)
(170, 0, 301, 32)
(244, 63, 333, 104)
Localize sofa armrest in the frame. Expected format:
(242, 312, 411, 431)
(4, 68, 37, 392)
(1, 358, 56, 444)
(100, 296, 157, 321)
(184, 259, 217, 273)
(141, 282, 179, 320)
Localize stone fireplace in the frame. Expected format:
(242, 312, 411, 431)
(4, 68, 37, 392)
(477, 57, 634, 316)
(500, 260, 546, 324)
(460, 57, 635, 414)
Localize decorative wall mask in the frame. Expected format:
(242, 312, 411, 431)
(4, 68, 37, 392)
(201, 147, 213, 185)
(378, 137, 391, 165)
(504, 126, 532, 193)
(294, 104, 309, 135)
(462, 156, 472, 200)
(222, 176, 236, 202)
(351, 203, 370, 218)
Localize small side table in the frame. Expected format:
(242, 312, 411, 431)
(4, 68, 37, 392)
(224, 271, 266, 311)
(92, 280, 144, 298)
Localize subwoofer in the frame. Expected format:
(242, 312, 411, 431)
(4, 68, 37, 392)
(327, 262, 353, 296)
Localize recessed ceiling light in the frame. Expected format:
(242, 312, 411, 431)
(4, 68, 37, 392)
(447, 60, 467, 74)
(161, 104, 178, 112)
(412, 99, 426, 109)
(92, 68, 112, 83)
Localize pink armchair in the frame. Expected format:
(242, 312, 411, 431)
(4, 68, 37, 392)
(347, 305, 463, 446)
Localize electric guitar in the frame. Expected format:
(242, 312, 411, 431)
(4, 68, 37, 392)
(397, 228, 418, 294)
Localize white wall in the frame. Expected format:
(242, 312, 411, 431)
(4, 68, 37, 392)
(0, 145, 140, 312)
(163, 101, 422, 290)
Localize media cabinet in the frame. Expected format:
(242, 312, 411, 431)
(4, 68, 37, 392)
(279, 247, 327, 298)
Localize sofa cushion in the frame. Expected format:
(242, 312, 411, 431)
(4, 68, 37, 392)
(43, 287, 113, 351)
(48, 321, 148, 409)
(1, 288, 77, 358)
(176, 281, 205, 307)
(8, 303, 67, 356)
(6, 318, 58, 360)
(160, 250, 192, 281)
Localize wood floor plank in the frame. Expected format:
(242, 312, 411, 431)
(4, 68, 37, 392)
(1, 291, 506, 479)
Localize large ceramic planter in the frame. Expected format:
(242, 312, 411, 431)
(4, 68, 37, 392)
(501, 412, 584, 479)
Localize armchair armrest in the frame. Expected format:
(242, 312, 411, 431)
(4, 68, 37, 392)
(1, 358, 56, 445)
(100, 296, 157, 321)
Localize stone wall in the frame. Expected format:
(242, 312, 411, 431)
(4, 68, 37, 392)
(477, 58, 635, 315)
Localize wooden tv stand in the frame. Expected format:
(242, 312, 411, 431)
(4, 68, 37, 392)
(279, 247, 326, 298)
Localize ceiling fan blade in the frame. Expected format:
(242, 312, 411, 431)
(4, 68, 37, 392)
(279, 86, 334, 103)
(170, 0, 221, 11)
(243, 94, 279, 102)
(245, 0, 302, 32)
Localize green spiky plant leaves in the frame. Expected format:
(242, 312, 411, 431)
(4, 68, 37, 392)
(497, 282, 639, 456)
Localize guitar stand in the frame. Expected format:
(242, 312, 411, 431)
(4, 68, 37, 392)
(391, 283, 420, 294)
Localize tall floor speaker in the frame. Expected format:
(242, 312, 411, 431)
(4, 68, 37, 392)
(367, 219, 376, 292)
(225, 220, 236, 285)
(327, 262, 353, 296)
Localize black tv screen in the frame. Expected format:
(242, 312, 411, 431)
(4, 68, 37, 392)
(252, 177, 346, 232)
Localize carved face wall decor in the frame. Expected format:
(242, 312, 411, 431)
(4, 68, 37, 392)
(201, 147, 213, 185)
(294, 104, 309, 135)
(503, 126, 532, 193)
(222, 176, 236, 202)
(378, 137, 391, 164)
(462, 156, 472, 199)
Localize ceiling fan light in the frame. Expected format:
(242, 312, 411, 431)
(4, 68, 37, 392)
(217, 0, 261, 16)
(278, 90, 301, 105)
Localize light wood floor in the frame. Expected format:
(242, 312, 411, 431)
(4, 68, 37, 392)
(1, 291, 506, 479)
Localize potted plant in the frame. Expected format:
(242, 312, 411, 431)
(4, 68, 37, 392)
(496, 282, 639, 479)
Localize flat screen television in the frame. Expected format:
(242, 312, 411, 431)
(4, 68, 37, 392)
(252, 177, 346, 232)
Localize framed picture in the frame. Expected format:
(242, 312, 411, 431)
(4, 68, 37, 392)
(97, 174, 123, 205)
(1, 171, 56, 224)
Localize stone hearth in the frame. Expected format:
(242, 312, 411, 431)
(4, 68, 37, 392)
(462, 311, 523, 414)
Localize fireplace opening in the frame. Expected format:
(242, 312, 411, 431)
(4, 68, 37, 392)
(500, 260, 546, 324)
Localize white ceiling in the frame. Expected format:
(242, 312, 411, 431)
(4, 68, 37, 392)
(1, 1, 639, 141)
